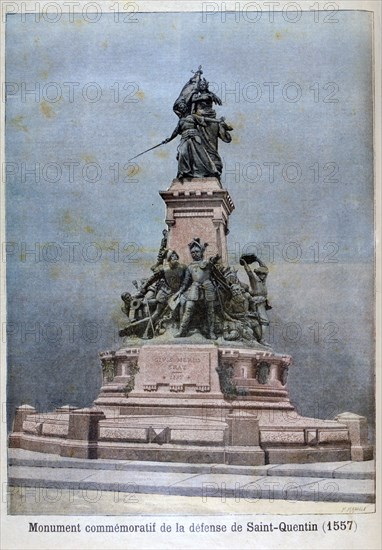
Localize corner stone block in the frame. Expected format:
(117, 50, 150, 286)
(12, 404, 37, 432)
(67, 408, 106, 441)
(9, 404, 38, 449)
(227, 414, 260, 446)
(335, 412, 373, 461)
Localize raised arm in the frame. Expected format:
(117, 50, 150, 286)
(241, 259, 257, 295)
(255, 256, 269, 274)
(163, 122, 181, 143)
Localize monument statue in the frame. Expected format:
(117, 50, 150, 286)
(9, 67, 372, 469)
(163, 101, 223, 180)
(129, 66, 233, 180)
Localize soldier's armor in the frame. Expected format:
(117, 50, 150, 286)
(182, 261, 216, 302)
(163, 265, 187, 291)
(154, 265, 186, 304)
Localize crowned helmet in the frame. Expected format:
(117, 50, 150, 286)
(166, 249, 179, 261)
(188, 237, 208, 253)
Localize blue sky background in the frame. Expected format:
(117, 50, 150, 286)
(5, 11, 374, 431)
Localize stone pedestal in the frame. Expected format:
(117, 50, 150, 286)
(160, 177, 234, 264)
(10, 342, 373, 465)
(95, 345, 294, 418)
(335, 412, 374, 461)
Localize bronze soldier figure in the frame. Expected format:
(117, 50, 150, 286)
(136, 250, 187, 339)
(174, 238, 220, 339)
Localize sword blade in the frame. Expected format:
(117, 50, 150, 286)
(128, 141, 164, 162)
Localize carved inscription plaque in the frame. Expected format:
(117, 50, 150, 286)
(140, 348, 211, 390)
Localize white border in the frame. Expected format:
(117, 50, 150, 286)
(0, 1, 380, 549)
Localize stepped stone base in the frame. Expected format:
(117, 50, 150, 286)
(9, 344, 373, 465)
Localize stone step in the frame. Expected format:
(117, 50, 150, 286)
(8, 463, 375, 503)
(8, 449, 375, 479)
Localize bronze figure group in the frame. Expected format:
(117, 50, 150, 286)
(120, 233, 271, 347)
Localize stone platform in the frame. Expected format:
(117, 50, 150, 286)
(9, 343, 373, 465)
(8, 450, 376, 505)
